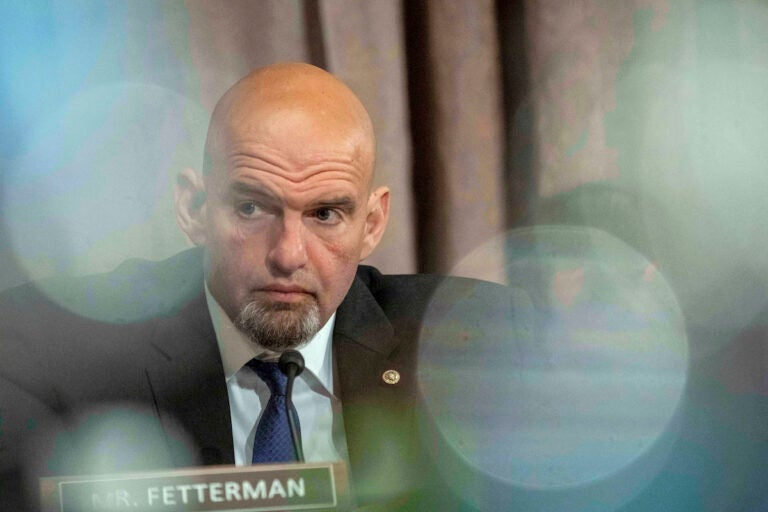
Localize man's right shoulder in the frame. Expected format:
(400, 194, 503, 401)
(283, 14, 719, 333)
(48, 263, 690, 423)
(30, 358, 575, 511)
(0, 247, 205, 325)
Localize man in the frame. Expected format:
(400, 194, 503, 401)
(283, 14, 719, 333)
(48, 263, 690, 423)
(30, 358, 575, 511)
(175, 61, 391, 468)
(0, 63, 517, 510)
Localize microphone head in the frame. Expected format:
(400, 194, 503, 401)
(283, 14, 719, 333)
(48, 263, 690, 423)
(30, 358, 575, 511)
(278, 349, 305, 377)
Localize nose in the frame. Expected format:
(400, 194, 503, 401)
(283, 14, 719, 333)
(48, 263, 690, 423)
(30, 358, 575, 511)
(267, 217, 308, 275)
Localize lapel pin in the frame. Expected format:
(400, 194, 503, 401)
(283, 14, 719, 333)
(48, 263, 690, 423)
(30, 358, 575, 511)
(382, 369, 400, 385)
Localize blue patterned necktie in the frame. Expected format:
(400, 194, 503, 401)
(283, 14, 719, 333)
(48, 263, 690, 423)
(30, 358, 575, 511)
(247, 358, 301, 463)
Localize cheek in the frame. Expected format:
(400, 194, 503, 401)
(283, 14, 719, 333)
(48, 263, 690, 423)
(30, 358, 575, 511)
(207, 209, 261, 255)
(207, 217, 265, 279)
(209, 211, 246, 244)
(316, 234, 360, 270)
(312, 238, 361, 296)
(319, 221, 367, 260)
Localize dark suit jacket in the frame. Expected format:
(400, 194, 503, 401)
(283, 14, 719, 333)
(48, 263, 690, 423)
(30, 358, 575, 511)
(0, 248, 512, 510)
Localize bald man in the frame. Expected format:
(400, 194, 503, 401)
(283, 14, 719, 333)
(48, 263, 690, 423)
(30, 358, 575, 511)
(0, 63, 511, 511)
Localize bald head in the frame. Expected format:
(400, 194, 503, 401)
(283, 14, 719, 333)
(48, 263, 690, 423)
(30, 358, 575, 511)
(204, 62, 375, 187)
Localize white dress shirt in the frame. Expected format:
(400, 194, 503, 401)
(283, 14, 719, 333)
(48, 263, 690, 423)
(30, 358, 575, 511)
(205, 286, 346, 464)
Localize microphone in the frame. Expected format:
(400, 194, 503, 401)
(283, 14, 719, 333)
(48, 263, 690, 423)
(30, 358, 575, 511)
(278, 350, 305, 462)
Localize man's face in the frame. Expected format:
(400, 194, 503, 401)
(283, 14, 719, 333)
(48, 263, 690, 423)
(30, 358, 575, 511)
(201, 107, 378, 350)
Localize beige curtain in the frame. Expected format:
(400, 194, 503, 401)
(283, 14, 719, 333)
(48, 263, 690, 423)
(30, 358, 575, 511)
(4, 0, 767, 308)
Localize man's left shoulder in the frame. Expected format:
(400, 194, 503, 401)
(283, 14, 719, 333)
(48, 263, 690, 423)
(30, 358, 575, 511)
(353, 264, 529, 331)
(355, 264, 515, 303)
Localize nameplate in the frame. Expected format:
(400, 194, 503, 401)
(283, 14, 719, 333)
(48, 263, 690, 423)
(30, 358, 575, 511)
(41, 462, 348, 512)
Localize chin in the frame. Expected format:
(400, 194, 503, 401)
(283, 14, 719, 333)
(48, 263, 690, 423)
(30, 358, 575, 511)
(235, 298, 321, 351)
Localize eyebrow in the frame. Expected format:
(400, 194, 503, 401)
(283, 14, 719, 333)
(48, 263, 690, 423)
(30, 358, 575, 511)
(229, 181, 271, 196)
(229, 182, 357, 212)
(228, 182, 279, 204)
(311, 196, 357, 213)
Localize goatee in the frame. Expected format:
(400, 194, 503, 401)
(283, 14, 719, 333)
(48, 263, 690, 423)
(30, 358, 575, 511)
(235, 297, 321, 351)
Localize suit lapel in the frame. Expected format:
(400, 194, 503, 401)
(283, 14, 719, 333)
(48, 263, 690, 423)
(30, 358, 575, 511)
(333, 276, 421, 505)
(144, 292, 235, 466)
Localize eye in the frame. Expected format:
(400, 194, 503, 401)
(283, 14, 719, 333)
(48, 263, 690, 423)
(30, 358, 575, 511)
(312, 207, 341, 224)
(236, 201, 261, 217)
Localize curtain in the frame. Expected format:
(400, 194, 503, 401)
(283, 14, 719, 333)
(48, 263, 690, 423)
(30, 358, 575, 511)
(2, 0, 767, 313)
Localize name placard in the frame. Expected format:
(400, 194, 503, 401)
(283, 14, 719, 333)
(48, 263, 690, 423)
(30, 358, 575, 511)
(41, 462, 349, 512)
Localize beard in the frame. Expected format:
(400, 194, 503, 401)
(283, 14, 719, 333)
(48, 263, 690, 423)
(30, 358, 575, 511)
(234, 296, 321, 351)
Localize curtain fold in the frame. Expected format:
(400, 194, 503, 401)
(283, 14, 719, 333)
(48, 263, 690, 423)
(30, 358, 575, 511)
(411, 0, 507, 280)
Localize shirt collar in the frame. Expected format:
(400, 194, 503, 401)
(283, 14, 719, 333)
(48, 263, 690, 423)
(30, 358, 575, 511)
(204, 284, 335, 391)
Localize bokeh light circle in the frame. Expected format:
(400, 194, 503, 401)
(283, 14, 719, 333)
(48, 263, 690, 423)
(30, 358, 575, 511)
(1, 82, 208, 321)
(2, 82, 206, 286)
(418, 225, 688, 511)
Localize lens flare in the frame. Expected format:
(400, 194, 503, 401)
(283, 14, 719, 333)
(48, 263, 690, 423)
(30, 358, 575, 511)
(418, 225, 688, 511)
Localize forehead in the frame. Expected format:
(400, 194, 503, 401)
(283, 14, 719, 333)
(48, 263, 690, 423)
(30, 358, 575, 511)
(205, 67, 376, 190)
(241, 107, 366, 162)
(210, 108, 372, 196)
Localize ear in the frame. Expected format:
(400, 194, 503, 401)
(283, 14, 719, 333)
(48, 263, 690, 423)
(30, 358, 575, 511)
(174, 167, 208, 246)
(360, 186, 390, 261)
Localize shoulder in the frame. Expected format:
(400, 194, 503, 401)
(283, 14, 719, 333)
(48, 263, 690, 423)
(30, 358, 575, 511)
(354, 264, 444, 304)
(352, 264, 533, 339)
(0, 249, 206, 404)
(0, 248, 204, 325)
(354, 263, 525, 310)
